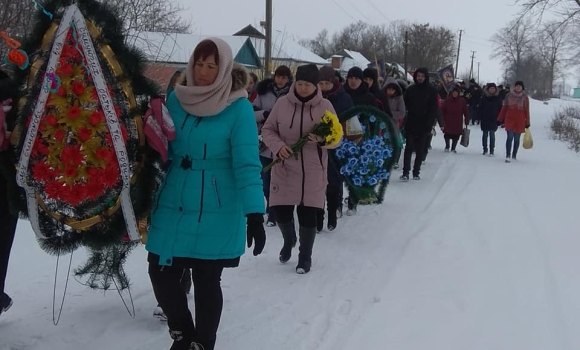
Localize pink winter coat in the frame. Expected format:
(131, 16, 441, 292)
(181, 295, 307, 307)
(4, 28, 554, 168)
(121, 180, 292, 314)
(262, 85, 338, 209)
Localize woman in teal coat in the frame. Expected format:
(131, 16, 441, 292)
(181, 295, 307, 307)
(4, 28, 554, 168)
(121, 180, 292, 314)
(146, 38, 266, 350)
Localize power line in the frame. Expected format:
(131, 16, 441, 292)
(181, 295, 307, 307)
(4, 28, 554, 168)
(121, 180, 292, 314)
(330, 0, 357, 21)
(364, 0, 390, 22)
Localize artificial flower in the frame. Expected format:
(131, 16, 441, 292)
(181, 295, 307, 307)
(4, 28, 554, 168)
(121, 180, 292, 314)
(71, 81, 86, 96)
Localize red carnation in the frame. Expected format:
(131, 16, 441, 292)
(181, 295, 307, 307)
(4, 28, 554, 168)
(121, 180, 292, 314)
(32, 162, 53, 182)
(61, 145, 84, 166)
(95, 147, 113, 161)
(44, 180, 63, 200)
(68, 106, 81, 120)
(64, 166, 77, 179)
(102, 165, 120, 189)
(56, 86, 67, 97)
(32, 139, 49, 157)
(77, 127, 92, 142)
(45, 114, 58, 127)
(57, 62, 73, 76)
(89, 111, 103, 126)
(71, 81, 86, 96)
(86, 167, 100, 179)
(54, 129, 66, 142)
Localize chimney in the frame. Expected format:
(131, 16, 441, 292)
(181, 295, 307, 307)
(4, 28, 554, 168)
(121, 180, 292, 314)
(331, 56, 342, 69)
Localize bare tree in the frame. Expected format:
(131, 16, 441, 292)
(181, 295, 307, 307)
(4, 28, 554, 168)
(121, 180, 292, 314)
(536, 21, 570, 94)
(102, 0, 191, 40)
(491, 18, 534, 79)
(299, 29, 333, 59)
(516, 0, 580, 26)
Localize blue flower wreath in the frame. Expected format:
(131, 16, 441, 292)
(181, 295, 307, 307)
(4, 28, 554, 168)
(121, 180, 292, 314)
(331, 105, 400, 205)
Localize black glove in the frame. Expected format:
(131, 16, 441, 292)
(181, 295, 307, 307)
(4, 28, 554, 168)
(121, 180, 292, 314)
(525, 125, 530, 129)
(246, 213, 266, 256)
(262, 111, 270, 120)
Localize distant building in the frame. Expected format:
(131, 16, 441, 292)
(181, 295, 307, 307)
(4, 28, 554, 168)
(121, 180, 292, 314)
(130, 32, 262, 94)
(573, 88, 580, 99)
(329, 50, 371, 75)
(233, 24, 328, 76)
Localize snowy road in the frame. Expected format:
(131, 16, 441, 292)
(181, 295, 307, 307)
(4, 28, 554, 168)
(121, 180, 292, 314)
(2, 98, 580, 350)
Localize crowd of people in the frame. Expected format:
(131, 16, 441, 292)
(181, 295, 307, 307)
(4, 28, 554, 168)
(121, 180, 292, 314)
(0, 36, 532, 350)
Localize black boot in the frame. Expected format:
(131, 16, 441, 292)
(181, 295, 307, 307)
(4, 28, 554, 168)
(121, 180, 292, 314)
(327, 208, 337, 231)
(278, 220, 296, 263)
(180, 269, 192, 294)
(169, 329, 193, 350)
(296, 226, 317, 274)
(316, 209, 324, 233)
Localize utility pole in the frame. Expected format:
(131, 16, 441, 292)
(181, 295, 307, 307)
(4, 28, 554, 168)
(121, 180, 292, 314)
(455, 29, 463, 77)
(477, 62, 480, 83)
(264, 0, 273, 78)
(404, 30, 408, 77)
(469, 50, 476, 80)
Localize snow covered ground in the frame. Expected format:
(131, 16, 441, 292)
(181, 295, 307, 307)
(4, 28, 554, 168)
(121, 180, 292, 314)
(2, 98, 580, 350)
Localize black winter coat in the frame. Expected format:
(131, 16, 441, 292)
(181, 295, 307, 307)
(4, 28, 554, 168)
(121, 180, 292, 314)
(467, 86, 483, 106)
(344, 83, 380, 109)
(403, 68, 439, 135)
(477, 89, 503, 131)
(323, 84, 354, 122)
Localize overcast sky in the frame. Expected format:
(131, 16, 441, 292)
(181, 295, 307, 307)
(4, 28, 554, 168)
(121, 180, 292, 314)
(178, 0, 525, 83)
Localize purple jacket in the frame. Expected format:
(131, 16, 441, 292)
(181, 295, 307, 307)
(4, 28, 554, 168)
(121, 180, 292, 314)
(262, 85, 338, 209)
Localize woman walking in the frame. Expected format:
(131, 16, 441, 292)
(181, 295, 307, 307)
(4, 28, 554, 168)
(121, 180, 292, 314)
(146, 38, 266, 350)
(497, 81, 530, 162)
(441, 86, 469, 153)
(262, 64, 339, 274)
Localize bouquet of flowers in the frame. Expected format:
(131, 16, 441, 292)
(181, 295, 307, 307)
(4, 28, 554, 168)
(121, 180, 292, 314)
(331, 105, 400, 205)
(263, 110, 343, 172)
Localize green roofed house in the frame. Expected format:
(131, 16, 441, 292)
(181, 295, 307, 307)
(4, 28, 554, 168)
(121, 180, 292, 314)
(130, 31, 262, 94)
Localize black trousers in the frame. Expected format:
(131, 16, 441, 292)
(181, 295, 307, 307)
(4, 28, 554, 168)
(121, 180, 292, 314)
(403, 132, 428, 177)
(317, 184, 342, 220)
(444, 134, 460, 150)
(274, 205, 318, 228)
(0, 176, 17, 297)
(149, 262, 224, 350)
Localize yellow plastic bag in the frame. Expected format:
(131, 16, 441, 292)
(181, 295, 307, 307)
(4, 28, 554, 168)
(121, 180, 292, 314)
(523, 128, 533, 149)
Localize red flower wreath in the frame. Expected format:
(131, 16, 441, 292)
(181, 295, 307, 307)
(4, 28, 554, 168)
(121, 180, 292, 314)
(28, 28, 128, 207)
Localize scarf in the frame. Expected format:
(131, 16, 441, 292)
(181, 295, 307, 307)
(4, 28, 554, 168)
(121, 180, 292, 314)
(504, 90, 526, 109)
(174, 38, 247, 117)
(271, 82, 291, 98)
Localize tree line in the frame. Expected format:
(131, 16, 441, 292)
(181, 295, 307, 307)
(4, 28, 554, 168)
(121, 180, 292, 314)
(299, 21, 457, 73)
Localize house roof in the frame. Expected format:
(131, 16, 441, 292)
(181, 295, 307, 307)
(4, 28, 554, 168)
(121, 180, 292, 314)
(244, 35, 328, 65)
(129, 32, 261, 67)
(233, 24, 266, 39)
(336, 49, 371, 66)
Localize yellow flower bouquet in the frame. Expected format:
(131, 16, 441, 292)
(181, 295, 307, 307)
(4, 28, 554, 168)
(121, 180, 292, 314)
(263, 110, 343, 172)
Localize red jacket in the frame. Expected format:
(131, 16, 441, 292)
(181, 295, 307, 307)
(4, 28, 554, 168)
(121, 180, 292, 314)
(441, 96, 469, 136)
(497, 91, 530, 133)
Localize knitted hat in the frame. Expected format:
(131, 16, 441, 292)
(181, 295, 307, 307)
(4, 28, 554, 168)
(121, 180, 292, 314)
(295, 64, 319, 85)
(514, 80, 525, 90)
(469, 78, 476, 84)
(319, 66, 336, 83)
(363, 68, 378, 81)
(347, 67, 364, 80)
(487, 83, 497, 89)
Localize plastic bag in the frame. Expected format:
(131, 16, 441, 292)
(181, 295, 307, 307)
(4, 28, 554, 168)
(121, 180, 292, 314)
(460, 127, 470, 147)
(343, 115, 364, 143)
(523, 128, 533, 149)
